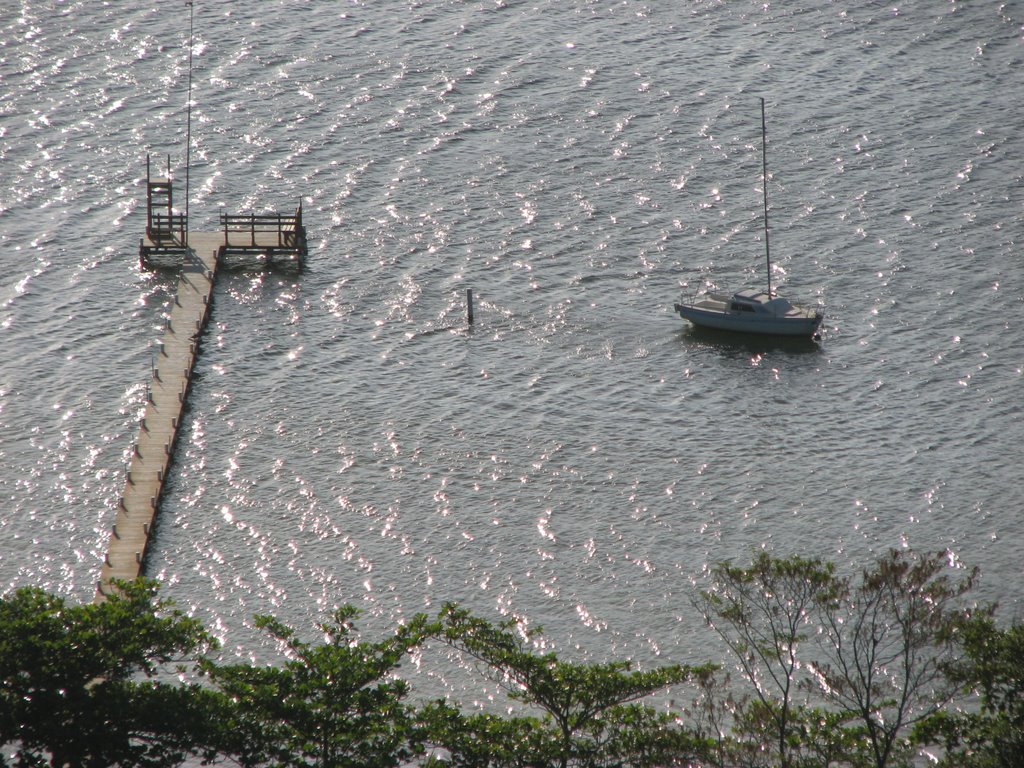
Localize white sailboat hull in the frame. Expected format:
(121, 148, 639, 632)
(675, 291, 823, 338)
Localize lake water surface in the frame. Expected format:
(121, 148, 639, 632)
(2, 1, 1022, 686)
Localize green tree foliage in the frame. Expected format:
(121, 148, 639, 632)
(914, 616, 1024, 767)
(419, 701, 551, 768)
(812, 549, 979, 768)
(696, 550, 979, 768)
(695, 552, 840, 768)
(431, 604, 711, 768)
(0, 579, 220, 768)
(200, 605, 436, 768)
(1, 551, 1010, 768)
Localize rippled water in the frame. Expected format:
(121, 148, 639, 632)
(2, 1, 1023, 680)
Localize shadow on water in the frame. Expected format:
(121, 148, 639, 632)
(679, 324, 824, 357)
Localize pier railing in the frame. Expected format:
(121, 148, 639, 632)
(147, 212, 188, 244)
(140, 156, 306, 268)
(219, 206, 304, 249)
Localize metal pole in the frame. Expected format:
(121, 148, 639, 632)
(761, 97, 771, 298)
(185, 1, 194, 246)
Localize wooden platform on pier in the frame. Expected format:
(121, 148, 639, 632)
(96, 243, 218, 599)
(140, 211, 307, 271)
(138, 156, 307, 271)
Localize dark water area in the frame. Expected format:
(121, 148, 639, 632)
(2, 1, 1022, 689)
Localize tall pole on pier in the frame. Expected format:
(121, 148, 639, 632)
(184, 0, 194, 245)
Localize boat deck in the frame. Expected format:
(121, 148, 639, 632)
(692, 294, 731, 311)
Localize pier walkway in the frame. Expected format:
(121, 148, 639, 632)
(97, 242, 218, 599)
(96, 157, 307, 600)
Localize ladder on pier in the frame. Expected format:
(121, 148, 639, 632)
(143, 155, 187, 257)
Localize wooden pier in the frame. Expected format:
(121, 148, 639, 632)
(96, 159, 307, 600)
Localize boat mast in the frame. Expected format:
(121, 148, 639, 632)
(761, 97, 771, 298)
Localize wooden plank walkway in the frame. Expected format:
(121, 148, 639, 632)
(96, 237, 221, 601)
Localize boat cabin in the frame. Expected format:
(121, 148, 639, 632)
(728, 290, 808, 318)
(730, 290, 773, 313)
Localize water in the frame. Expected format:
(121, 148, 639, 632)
(2, 0, 1022, 686)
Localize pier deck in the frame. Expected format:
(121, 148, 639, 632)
(96, 241, 218, 599)
(140, 210, 307, 271)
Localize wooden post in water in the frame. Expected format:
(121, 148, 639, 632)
(467, 288, 474, 325)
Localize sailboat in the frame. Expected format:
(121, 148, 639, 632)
(674, 99, 824, 338)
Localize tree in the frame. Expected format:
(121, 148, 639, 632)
(419, 701, 551, 768)
(431, 604, 711, 768)
(200, 605, 435, 768)
(914, 616, 1024, 768)
(697, 550, 982, 768)
(684, 667, 871, 768)
(812, 550, 979, 768)
(0, 578, 220, 768)
(694, 552, 841, 768)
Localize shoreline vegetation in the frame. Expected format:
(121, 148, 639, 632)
(2, 549, 1020, 768)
